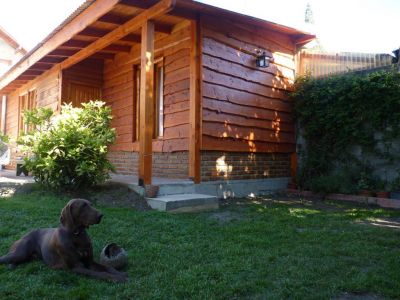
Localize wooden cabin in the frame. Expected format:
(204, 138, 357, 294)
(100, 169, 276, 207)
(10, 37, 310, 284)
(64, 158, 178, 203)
(0, 0, 314, 186)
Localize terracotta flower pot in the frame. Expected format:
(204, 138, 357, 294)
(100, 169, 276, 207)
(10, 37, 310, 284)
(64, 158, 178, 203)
(145, 185, 159, 198)
(376, 191, 390, 198)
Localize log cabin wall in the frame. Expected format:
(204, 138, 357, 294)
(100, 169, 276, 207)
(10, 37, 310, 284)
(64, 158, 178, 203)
(4, 71, 61, 169)
(103, 21, 191, 178)
(200, 15, 296, 181)
(61, 58, 104, 106)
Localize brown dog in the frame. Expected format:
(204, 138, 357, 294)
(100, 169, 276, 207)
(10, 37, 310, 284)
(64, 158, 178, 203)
(0, 199, 127, 282)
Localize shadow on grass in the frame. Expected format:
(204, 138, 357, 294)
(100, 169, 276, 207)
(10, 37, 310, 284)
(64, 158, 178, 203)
(0, 186, 400, 299)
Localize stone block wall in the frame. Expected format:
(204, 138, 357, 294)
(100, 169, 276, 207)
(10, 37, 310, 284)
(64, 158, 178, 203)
(201, 151, 291, 181)
(107, 151, 189, 179)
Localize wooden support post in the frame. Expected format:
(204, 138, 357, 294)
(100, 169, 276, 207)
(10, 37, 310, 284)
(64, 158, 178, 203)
(189, 16, 202, 183)
(138, 20, 155, 186)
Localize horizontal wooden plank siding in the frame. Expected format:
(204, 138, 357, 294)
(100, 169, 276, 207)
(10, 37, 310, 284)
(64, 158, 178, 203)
(5, 71, 61, 169)
(6, 71, 60, 138)
(201, 16, 296, 153)
(103, 22, 191, 152)
(61, 58, 104, 105)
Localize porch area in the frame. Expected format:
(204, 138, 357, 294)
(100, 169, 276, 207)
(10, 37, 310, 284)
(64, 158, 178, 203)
(1, 0, 201, 186)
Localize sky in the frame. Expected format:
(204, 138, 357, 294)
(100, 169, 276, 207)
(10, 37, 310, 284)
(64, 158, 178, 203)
(0, 0, 398, 54)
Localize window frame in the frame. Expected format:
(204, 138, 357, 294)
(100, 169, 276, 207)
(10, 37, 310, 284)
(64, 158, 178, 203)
(133, 57, 164, 141)
(18, 89, 36, 135)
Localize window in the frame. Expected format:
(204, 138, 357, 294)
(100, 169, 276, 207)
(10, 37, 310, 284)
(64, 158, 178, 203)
(134, 59, 164, 141)
(154, 63, 164, 138)
(18, 90, 36, 135)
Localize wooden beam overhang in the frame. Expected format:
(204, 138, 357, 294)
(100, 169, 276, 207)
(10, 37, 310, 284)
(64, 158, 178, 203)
(119, 0, 196, 19)
(99, 13, 173, 34)
(58, 0, 176, 71)
(62, 40, 132, 53)
(78, 27, 141, 43)
(0, 0, 120, 91)
(0, 0, 175, 94)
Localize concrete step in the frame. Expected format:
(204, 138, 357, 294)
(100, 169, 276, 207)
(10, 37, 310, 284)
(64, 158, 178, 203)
(157, 182, 195, 196)
(146, 193, 219, 212)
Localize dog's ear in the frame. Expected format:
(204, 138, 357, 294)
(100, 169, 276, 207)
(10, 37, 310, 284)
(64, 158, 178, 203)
(60, 200, 76, 230)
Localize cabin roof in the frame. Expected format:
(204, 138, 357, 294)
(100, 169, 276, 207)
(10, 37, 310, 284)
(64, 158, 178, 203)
(0, 0, 315, 94)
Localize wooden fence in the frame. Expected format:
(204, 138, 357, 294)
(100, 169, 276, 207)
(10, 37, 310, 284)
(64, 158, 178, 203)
(298, 50, 394, 77)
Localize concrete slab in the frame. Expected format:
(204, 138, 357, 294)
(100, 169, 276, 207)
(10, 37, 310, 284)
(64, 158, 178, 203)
(157, 182, 195, 196)
(195, 177, 291, 198)
(146, 193, 219, 212)
(0, 170, 34, 184)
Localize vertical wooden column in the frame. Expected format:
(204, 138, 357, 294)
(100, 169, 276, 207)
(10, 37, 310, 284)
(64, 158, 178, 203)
(189, 16, 202, 183)
(138, 20, 155, 186)
(0, 95, 5, 134)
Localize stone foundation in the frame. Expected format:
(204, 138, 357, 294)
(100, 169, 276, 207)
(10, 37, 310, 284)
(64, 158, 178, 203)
(201, 151, 291, 181)
(107, 151, 189, 179)
(107, 151, 138, 176)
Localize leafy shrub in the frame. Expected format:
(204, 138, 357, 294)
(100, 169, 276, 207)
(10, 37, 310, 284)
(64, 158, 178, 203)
(310, 171, 358, 195)
(292, 70, 400, 192)
(0, 133, 9, 154)
(18, 101, 116, 190)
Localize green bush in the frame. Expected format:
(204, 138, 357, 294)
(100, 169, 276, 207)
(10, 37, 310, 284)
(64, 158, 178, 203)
(0, 133, 9, 154)
(18, 101, 116, 190)
(292, 70, 400, 192)
(309, 170, 359, 195)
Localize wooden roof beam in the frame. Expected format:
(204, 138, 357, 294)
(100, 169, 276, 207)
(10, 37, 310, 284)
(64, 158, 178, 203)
(38, 57, 65, 64)
(99, 13, 173, 34)
(0, 0, 174, 94)
(22, 70, 44, 76)
(0, 0, 120, 91)
(62, 39, 131, 52)
(48, 49, 79, 57)
(90, 53, 116, 60)
(62, 40, 92, 48)
(18, 75, 36, 80)
(59, 0, 176, 70)
(119, 0, 195, 19)
(29, 63, 53, 71)
(78, 27, 140, 43)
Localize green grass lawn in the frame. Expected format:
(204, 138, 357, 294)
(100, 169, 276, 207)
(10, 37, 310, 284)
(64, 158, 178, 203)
(1, 187, 400, 300)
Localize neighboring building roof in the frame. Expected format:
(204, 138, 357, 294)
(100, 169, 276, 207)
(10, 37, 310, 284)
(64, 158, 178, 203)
(0, 26, 27, 54)
(0, 0, 315, 94)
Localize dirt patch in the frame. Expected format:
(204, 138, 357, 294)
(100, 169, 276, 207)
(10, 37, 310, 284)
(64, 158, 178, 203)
(0, 181, 151, 211)
(69, 183, 151, 211)
(0, 182, 36, 197)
